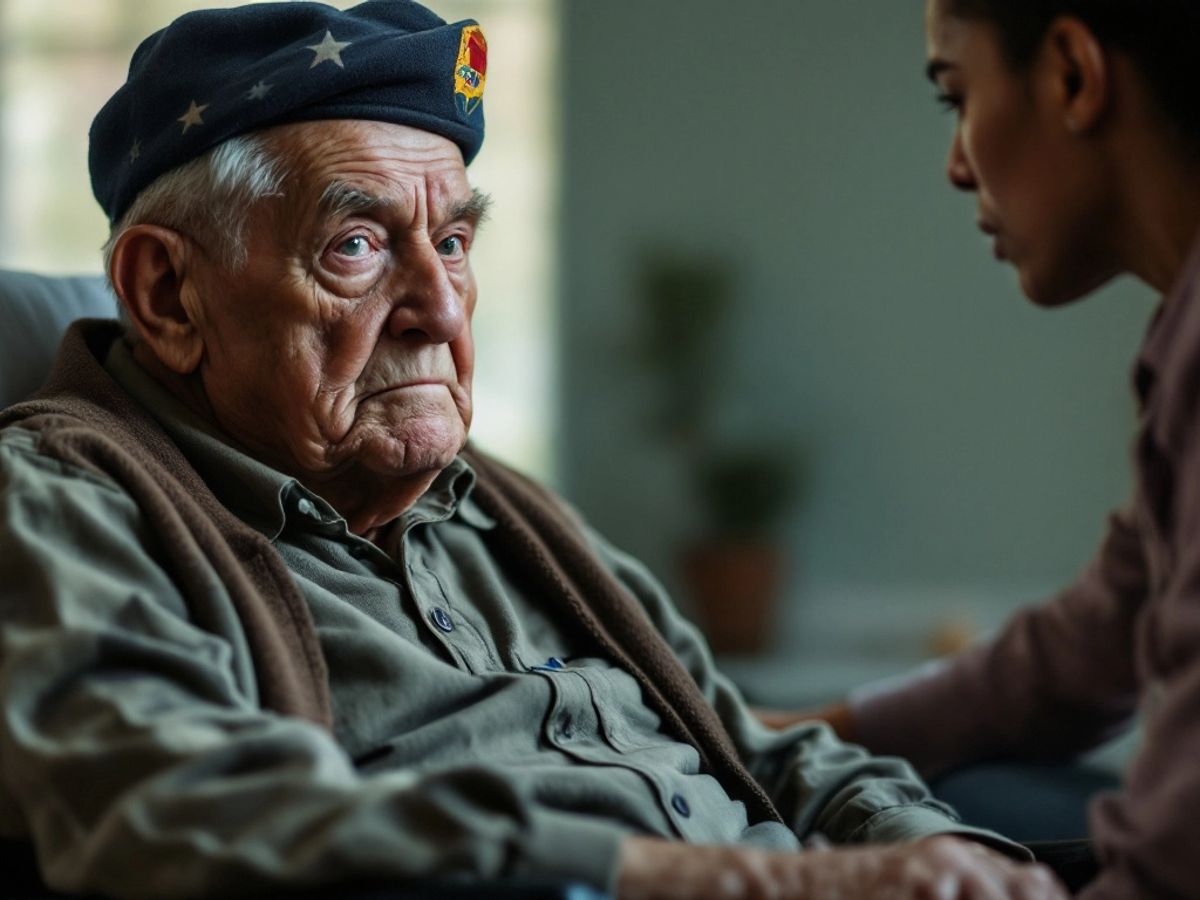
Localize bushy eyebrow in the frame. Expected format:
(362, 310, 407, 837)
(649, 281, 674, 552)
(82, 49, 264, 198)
(317, 182, 491, 230)
(318, 181, 393, 220)
(447, 188, 492, 230)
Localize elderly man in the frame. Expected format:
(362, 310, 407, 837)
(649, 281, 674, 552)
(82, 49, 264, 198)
(0, 3, 1062, 899)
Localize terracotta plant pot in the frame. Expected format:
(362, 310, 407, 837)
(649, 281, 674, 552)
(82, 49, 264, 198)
(681, 540, 785, 655)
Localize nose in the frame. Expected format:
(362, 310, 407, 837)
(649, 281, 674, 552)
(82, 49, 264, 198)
(386, 244, 468, 344)
(946, 128, 976, 192)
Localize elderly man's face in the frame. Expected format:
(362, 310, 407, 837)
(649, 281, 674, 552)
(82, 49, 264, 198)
(185, 120, 484, 528)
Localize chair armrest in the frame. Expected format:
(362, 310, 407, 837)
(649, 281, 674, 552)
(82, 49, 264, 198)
(0, 839, 611, 899)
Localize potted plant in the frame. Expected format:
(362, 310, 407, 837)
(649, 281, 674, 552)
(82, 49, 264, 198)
(637, 253, 805, 654)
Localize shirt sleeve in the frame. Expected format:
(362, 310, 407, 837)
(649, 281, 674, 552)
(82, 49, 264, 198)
(580, 526, 1026, 855)
(848, 506, 1145, 779)
(1078, 461, 1200, 898)
(0, 430, 625, 899)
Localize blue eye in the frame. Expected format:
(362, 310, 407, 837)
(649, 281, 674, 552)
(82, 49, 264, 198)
(336, 235, 372, 257)
(437, 235, 465, 257)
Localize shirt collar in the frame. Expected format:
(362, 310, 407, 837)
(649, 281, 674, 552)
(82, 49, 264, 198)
(424, 457, 496, 531)
(386, 455, 496, 534)
(103, 338, 494, 539)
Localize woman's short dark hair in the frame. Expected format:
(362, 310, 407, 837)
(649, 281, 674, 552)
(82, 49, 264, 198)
(946, 0, 1200, 152)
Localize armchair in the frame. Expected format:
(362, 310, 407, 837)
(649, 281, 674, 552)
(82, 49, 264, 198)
(0, 269, 609, 900)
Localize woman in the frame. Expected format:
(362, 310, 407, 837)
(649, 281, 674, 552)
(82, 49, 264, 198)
(766, 2, 1200, 898)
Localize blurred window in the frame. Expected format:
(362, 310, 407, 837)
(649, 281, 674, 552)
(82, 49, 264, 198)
(0, 0, 558, 477)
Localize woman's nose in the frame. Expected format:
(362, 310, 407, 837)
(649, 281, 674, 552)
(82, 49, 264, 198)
(946, 129, 976, 192)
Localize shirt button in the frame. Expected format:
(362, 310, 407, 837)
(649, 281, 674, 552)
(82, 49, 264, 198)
(671, 794, 691, 818)
(296, 497, 321, 520)
(430, 607, 454, 633)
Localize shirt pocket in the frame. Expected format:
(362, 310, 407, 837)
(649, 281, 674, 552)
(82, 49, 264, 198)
(574, 663, 697, 766)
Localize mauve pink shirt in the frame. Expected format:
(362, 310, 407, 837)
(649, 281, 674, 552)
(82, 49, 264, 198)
(851, 236, 1200, 900)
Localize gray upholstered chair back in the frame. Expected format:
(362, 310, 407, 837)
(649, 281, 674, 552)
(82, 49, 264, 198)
(0, 270, 117, 408)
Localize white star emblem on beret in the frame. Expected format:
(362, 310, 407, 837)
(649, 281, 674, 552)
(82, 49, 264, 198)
(128, 138, 141, 163)
(245, 80, 273, 101)
(177, 100, 209, 134)
(306, 30, 351, 68)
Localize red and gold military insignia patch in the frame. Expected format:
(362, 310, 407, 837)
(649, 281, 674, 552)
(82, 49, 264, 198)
(454, 25, 487, 116)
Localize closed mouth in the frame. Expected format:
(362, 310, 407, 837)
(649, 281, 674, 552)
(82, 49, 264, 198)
(364, 382, 447, 400)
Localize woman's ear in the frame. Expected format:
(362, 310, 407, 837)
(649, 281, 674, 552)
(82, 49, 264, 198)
(1042, 15, 1110, 134)
(109, 225, 205, 374)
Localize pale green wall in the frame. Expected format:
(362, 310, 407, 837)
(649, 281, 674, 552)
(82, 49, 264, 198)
(557, 0, 1153, 605)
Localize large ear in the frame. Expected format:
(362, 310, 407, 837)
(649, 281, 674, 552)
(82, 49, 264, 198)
(109, 224, 205, 375)
(1041, 15, 1110, 134)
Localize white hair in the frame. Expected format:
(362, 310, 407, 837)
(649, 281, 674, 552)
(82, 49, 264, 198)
(103, 133, 289, 330)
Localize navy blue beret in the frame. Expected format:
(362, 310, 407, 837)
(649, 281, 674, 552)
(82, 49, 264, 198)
(89, 0, 487, 223)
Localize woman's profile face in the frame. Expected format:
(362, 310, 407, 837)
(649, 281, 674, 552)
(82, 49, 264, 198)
(925, 0, 1118, 305)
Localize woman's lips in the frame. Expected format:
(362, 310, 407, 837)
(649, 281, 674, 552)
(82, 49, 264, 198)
(977, 218, 1005, 260)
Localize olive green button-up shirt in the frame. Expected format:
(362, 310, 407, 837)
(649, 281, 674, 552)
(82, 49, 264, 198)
(0, 339, 977, 899)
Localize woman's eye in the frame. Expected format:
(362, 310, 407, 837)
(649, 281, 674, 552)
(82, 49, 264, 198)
(437, 235, 465, 257)
(335, 235, 373, 258)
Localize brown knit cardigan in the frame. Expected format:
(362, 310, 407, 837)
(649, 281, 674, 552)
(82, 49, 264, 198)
(0, 321, 782, 827)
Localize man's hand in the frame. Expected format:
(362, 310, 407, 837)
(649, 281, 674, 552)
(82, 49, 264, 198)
(617, 835, 1067, 900)
(755, 702, 856, 743)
